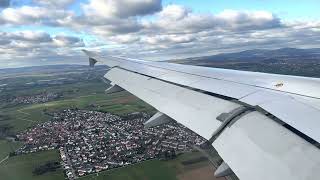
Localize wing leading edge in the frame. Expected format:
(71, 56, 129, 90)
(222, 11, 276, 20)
(83, 50, 320, 180)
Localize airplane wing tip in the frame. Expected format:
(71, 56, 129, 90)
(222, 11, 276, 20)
(82, 49, 98, 67)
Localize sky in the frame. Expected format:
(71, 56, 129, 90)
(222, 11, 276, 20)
(0, 0, 320, 68)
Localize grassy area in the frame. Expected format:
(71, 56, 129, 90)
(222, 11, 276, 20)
(0, 68, 154, 134)
(0, 140, 22, 160)
(80, 151, 211, 180)
(166, 151, 212, 174)
(0, 90, 154, 133)
(0, 150, 64, 180)
(81, 160, 178, 180)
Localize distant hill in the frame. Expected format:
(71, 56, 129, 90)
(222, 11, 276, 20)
(0, 64, 108, 79)
(173, 48, 320, 64)
(0, 64, 88, 74)
(173, 48, 320, 78)
(1, 48, 320, 78)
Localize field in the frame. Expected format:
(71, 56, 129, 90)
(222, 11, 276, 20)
(81, 160, 177, 180)
(0, 82, 154, 133)
(80, 151, 224, 180)
(0, 146, 222, 180)
(0, 150, 64, 180)
(0, 140, 22, 160)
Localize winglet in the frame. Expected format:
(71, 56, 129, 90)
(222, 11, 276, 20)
(89, 57, 97, 67)
(82, 49, 98, 67)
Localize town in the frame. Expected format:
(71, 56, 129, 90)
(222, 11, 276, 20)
(9, 92, 61, 105)
(16, 109, 206, 179)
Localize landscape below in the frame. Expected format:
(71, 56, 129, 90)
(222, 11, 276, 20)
(0, 64, 229, 180)
(1, 48, 318, 180)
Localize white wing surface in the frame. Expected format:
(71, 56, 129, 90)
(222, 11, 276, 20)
(83, 50, 320, 180)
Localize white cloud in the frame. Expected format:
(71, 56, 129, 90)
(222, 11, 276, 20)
(144, 6, 282, 34)
(0, 31, 85, 67)
(55, 0, 163, 36)
(142, 34, 195, 45)
(158, 4, 190, 20)
(109, 34, 140, 43)
(0, 6, 72, 25)
(0, 31, 84, 51)
(215, 10, 281, 30)
(82, 0, 162, 19)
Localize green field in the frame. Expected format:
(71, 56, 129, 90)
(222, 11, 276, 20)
(0, 83, 154, 133)
(80, 151, 211, 180)
(81, 160, 178, 180)
(0, 147, 209, 180)
(0, 150, 64, 180)
(0, 140, 22, 160)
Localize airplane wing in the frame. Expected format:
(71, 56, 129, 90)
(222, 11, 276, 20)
(83, 50, 320, 180)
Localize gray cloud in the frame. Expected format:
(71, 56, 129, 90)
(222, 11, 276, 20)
(0, 31, 85, 67)
(53, 35, 84, 47)
(33, 0, 75, 8)
(0, 6, 73, 25)
(66, 16, 143, 35)
(5, 31, 52, 42)
(0, 39, 10, 45)
(65, 0, 162, 35)
(144, 6, 282, 34)
(83, 0, 162, 19)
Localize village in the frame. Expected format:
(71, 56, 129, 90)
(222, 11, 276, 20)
(16, 109, 206, 179)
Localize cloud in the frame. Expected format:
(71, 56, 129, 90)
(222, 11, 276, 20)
(0, 31, 85, 67)
(82, 0, 162, 19)
(108, 34, 140, 43)
(62, 0, 162, 35)
(84, 17, 143, 35)
(0, 39, 10, 45)
(0, 31, 84, 54)
(33, 0, 75, 8)
(144, 5, 282, 34)
(215, 10, 281, 30)
(5, 31, 52, 42)
(0, 0, 10, 8)
(53, 35, 84, 47)
(0, 6, 72, 25)
(48, 0, 163, 36)
(141, 34, 196, 45)
(0, 1, 320, 68)
(158, 4, 190, 20)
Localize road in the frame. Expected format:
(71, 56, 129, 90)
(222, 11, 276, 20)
(0, 156, 9, 165)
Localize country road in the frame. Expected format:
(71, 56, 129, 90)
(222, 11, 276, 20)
(0, 156, 9, 165)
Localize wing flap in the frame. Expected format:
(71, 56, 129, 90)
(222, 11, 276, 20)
(241, 90, 320, 142)
(213, 111, 320, 180)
